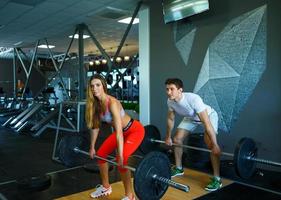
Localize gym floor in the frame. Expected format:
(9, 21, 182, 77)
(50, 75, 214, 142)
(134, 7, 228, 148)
(0, 119, 280, 200)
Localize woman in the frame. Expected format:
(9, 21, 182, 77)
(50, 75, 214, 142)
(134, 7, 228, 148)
(85, 74, 144, 200)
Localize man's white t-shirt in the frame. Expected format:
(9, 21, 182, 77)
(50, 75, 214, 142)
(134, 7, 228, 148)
(167, 92, 212, 122)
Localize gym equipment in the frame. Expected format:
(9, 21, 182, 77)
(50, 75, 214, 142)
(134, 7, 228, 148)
(58, 135, 189, 200)
(16, 174, 51, 191)
(0, 192, 7, 200)
(57, 135, 89, 167)
(234, 138, 257, 179)
(140, 125, 281, 179)
(134, 150, 171, 199)
(139, 125, 161, 153)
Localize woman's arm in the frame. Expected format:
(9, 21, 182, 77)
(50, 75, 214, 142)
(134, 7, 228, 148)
(109, 98, 124, 165)
(89, 128, 99, 159)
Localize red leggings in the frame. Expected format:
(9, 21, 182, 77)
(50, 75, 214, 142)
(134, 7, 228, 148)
(96, 120, 145, 173)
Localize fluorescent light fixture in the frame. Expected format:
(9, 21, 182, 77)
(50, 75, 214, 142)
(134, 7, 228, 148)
(101, 72, 107, 77)
(87, 71, 94, 77)
(69, 34, 90, 39)
(38, 44, 55, 49)
(13, 41, 23, 46)
(124, 75, 132, 81)
(119, 68, 126, 73)
(118, 17, 139, 24)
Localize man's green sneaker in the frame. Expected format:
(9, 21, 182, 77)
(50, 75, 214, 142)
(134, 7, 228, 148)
(171, 166, 184, 177)
(205, 177, 222, 191)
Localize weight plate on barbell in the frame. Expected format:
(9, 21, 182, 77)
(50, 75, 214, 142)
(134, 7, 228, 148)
(234, 137, 257, 179)
(134, 151, 170, 200)
(17, 174, 51, 191)
(139, 125, 161, 155)
(58, 135, 88, 167)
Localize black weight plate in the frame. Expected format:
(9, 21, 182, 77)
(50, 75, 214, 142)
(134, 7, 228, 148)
(17, 175, 51, 191)
(139, 125, 161, 155)
(58, 135, 88, 167)
(234, 137, 257, 179)
(134, 151, 170, 200)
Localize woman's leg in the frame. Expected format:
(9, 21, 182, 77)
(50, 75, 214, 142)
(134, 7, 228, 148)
(120, 170, 133, 199)
(96, 132, 117, 187)
(119, 121, 145, 198)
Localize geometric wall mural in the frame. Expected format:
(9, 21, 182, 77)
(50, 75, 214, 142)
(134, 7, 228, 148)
(193, 5, 267, 132)
(173, 22, 197, 66)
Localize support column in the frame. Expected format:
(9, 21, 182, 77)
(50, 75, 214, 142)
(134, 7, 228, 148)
(77, 24, 86, 131)
(78, 24, 86, 100)
(139, 6, 150, 125)
(13, 48, 17, 98)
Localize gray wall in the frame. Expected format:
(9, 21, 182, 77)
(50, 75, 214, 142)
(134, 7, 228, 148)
(145, 0, 281, 170)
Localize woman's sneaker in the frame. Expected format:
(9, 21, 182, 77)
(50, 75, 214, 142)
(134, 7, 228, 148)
(90, 184, 112, 198)
(204, 177, 222, 191)
(171, 166, 184, 177)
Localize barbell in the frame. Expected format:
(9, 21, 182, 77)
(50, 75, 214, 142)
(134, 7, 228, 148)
(140, 125, 281, 179)
(57, 135, 189, 200)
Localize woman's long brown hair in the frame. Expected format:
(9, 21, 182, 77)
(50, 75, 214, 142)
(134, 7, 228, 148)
(85, 74, 108, 129)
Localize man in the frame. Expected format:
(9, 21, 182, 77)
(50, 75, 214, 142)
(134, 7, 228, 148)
(164, 78, 222, 191)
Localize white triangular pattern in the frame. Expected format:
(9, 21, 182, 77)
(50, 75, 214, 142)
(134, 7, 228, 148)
(212, 6, 266, 74)
(193, 49, 209, 93)
(175, 28, 196, 65)
(195, 82, 229, 132)
(209, 49, 240, 79)
(193, 5, 266, 132)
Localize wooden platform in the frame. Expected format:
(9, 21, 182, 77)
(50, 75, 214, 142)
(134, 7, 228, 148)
(56, 168, 232, 200)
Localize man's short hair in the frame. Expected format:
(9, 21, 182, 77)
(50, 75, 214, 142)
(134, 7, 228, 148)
(165, 78, 184, 89)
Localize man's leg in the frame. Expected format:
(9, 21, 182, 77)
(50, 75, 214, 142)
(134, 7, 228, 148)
(204, 133, 222, 191)
(172, 128, 188, 177)
(204, 133, 220, 177)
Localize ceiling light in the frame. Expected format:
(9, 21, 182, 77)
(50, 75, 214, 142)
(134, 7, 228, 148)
(118, 17, 139, 24)
(69, 34, 90, 39)
(95, 60, 101, 65)
(124, 56, 130, 61)
(116, 57, 122, 63)
(101, 59, 107, 64)
(38, 44, 55, 49)
(89, 61, 94, 66)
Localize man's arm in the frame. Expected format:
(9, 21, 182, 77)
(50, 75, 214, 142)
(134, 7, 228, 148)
(165, 110, 175, 145)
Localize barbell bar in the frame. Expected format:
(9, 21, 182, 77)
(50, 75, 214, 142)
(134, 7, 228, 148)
(74, 147, 135, 171)
(246, 156, 281, 167)
(151, 138, 234, 157)
(140, 125, 281, 179)
(58, 135, 189, 200)
(73, 147, 189, 191)
(152, 139, 281, 167)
